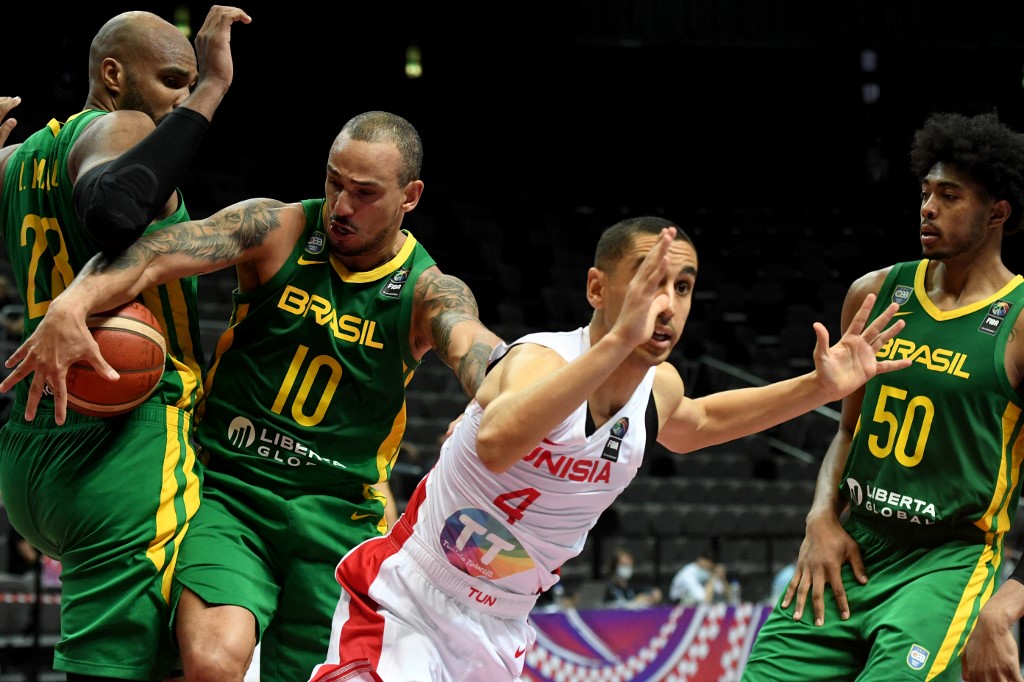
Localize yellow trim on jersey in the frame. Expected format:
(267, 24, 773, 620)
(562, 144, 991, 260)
(204, 302, 249, 397)
(976, 402, 1024, 534)
(915, 260, 1024, 321)
(141, 282, 204, 409)
(46, 118, 61, 136)
(329, 232, 419, 283)
(927, 541, 1000, 680)
(146, 408, 200, 579)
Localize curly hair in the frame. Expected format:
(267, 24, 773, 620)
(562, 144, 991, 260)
(910, 112, 1024, 235)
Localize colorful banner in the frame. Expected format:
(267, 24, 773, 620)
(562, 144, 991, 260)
(523, 603, 772, 682)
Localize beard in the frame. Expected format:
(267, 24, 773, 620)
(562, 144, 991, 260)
(119, 72, 161, 124)
(923, 219, 986, 260)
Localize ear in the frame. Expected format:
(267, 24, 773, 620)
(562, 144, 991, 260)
(99, 57, 125, 95)
(400, 179, 424, 213)
(990, 198, 1012, 230)
(586, 266, 605, 309)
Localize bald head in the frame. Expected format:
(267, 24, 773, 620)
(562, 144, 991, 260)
(85, 10, 198, 119)
(88, 11, 193, 88)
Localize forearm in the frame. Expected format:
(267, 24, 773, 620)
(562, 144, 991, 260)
(477, 333, 634, 471)
(451, 328, 502, 397)
(688, 371, 833, 448)
(807, 429, 853, 521)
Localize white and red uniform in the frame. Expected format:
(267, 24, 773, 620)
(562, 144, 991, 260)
(309, 328, 659, 682)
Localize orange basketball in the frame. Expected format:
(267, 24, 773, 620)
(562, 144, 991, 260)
(66, 300, 167, 418)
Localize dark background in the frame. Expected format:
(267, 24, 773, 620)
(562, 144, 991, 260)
(10, 0, 1024, 358)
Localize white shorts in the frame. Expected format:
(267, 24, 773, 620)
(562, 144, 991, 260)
(308, 520, 537, 682)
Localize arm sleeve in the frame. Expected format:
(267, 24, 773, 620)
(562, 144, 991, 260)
(73, 107, 209, 256)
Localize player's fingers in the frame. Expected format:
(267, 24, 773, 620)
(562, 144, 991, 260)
(5, 340, 29, 368)
(23, 374, 47, 423)
(810, 582, 826, 626)
(0, 359, 32, 393)
(791, 571, 810, 620)
(865, 304, 904, 344)
(48, 375, 68, 426)
(0, 117, 16, 147)
(86, 352, 120, 382)
(845, 293, 877, 336)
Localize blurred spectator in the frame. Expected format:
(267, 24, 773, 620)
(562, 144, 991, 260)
(669, 550, 736, 605)
(603, 548, 662, 608)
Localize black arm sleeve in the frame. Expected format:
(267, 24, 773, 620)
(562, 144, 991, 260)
(73, 106, 210, 255)
(1011, 556, 1024, 585)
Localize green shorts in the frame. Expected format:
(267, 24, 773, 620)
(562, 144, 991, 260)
(742, 517, 1001, 681)
(172, 454, 388, 682)
(0, 401, 199, 680)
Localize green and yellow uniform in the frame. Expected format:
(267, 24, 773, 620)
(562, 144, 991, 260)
(0, 110, 205, 679)
(744, 260, 1024, 681)
(174, 198, 436, 680)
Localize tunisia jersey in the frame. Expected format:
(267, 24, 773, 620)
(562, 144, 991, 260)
(403, 327, 660, 598)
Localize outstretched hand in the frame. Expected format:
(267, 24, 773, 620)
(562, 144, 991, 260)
(811, 294, 911, 401)
(195, 5, 252, 91)
(0, 296, 119, 425)
(0, 96, 20, 147)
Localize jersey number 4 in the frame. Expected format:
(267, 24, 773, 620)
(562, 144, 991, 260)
(494, 488, 541, 524)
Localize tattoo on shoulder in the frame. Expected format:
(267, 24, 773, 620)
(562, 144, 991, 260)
(419, 271, 481, 350)
(105, 199, 286, 270)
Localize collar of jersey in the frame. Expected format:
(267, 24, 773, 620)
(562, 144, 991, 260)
(915, 259, 1024, 320)
(330, 231, 417, 283)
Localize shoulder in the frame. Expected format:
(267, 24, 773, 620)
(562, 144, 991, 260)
(413, 265, 480, 308)
(653, 362, 684, 414)
(849, 265, 895, 300)
(68, 109, 156, 181)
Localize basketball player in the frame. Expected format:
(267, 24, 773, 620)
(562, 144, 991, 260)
(295, 216, 909, 682)
(0, 7, 250, 680)
(1, 110, 502, 681)
(743, 112, 1024, 681)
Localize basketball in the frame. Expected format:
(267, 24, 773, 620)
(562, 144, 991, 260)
(66, 300, 167, 418)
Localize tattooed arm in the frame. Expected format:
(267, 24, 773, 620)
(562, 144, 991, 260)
(0, 198, 306, 422)
(411, 267, 502, 398)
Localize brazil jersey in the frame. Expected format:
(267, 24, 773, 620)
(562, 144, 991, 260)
(0, 109, 206, 412)
(842, 260, 1024, 540)
(196, 198, 436, 494)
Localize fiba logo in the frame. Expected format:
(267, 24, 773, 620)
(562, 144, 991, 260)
(380, 268, 411, 299)
(227, 416, 256, 448)
(846, 478, 863, 506)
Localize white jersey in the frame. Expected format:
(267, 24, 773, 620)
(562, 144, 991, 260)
(406, 327, 659, 598)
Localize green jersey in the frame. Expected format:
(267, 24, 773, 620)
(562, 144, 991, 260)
(0, 109, 205, 411)
(843, 260, 1024, 540)
(196, 198, 436, 493)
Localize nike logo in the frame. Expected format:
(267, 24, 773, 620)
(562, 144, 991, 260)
(350, 512, 377, 521)
(514, 646, 527, 658)
(297, 256, 326, 265)
(893, 311, 913, 317)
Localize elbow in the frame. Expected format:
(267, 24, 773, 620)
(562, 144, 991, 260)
(74, 163, 157, 257)
(476, 424, 513, 474)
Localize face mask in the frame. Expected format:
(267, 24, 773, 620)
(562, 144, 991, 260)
(616, 565, 633, 581)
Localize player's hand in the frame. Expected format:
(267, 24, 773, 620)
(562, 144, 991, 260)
(962, 579, 1024, 681)
(810, 294, 912, 401)
(610, 227, 674, 350)
(783, 509, 867, 626)
(0, 96, 20, 147)
(190, 6, 252, 111)
(0, 297, 118, 425)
